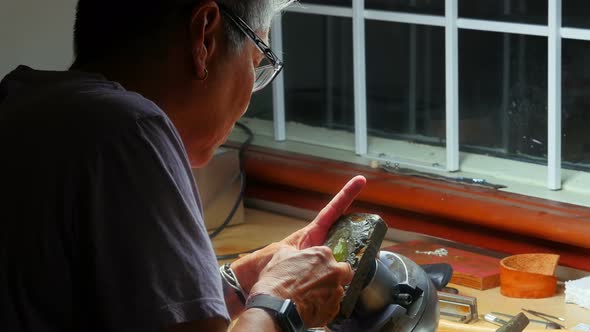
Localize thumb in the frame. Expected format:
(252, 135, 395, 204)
(336, 262, 354, 286)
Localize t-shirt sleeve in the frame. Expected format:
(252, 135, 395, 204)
(78, 114, 229, 331)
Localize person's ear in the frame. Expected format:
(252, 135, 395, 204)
(188, 1, 222, 80)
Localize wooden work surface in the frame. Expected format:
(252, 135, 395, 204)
(212, 209, 590, 330)
(444, 284, 590, 330)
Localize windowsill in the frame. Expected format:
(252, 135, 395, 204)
(231, 117, 590, 209)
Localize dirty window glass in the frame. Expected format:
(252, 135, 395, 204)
(366, 21, 446, 143)
(245, 2, 590, 173)
(459, 30, 548, 163)
(366, 0, 444, 16)
(282, 12, 355, 131)
(459, 0, 547, 25)
(563, 0, 590, 29)
(245, 86, 273, 121)
(562, 39, 590, 170)
(299, 0, 352, 6)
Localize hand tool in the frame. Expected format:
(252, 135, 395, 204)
(522, 308, 566, 329)
(521, 308, 565, 322)
(485, 313, 509, 326)
(491, 312, 561, 329)
(490, 312, 547, 325)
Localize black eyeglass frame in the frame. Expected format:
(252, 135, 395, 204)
(217, 3, 284, 91)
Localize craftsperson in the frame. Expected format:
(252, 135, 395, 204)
(0, 0, 366, 331)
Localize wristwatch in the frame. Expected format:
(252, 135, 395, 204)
(246, 294, 304, 332)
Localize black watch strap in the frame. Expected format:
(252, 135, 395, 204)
(246, 294, 304, 332)
(247, 293, 284, 311)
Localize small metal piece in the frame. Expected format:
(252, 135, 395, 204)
(438, 291, 478, 323)
(393, 293, 413, 306)
(415, 248, 449, 257)
(545, 322, 563, 330)
(522, 308, 565, 322)
(391, 283, 423, 310)
(490, 312, 549, 325)
(380, 162, 506, 189)
(441, 311, 469, 322)
(485, 313, 509, 326)
(521, 308, 567, 329)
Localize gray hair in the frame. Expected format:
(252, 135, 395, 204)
(217, 0, 296, 50)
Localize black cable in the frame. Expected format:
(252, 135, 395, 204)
(208, 122, 253, 240)
(207, 123, 270, 260)
(208, 169, 245, 240)
(234, 122, 254, 173)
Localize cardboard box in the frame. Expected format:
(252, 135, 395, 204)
(192, 148, 245, 230)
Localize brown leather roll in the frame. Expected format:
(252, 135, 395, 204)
(500, 253, 559, 298)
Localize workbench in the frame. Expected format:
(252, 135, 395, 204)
(212, 208, 590, 331)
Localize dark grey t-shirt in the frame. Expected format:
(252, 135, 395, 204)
(0, 66, 230, 331)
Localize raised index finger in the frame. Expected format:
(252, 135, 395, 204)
(312, 175, 366, 231)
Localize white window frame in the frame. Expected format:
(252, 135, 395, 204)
(238, 0, 590, 208)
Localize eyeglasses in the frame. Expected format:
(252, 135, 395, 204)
(218, 4, 284, 92)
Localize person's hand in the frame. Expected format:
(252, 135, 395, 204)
(249, 245, 353, 328)
(231, 175, 366, 293)
(282, 175, 367, 249)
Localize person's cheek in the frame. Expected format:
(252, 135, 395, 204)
(242, 100, 250, 116)
(238, 66, 255, 117)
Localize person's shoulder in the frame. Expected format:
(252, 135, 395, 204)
(74, 84, 165, 124)
(55, 82, 176, 144)
(2, 67, 164, 125)
(0, 68, 181, 151)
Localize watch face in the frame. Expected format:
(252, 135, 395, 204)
(279, 300, 304, 332)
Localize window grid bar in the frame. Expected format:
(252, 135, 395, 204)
(561, 27, 590, 41)
(286, 4, 352, 17)
(409, 23, 418, 135)
(501, 0, 511, 152)
(457, 18, 548, 36)
(446, 0, 460, 171)
(364, 9, 445, 26)
(291, 8, 590, 42)
(548, 0, 562, 190)
(278, 2, 590, 180)
(353, 0, 368, 155)
(271, 15, 286, 141)
(285, 5, 590, 39)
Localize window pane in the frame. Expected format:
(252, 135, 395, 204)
(245, 86, 273, 121)
(282, 13, 355, 132)
(459, 30, 548, 163)
(366, 21, 445, 143)
(366, 0, 444, 16)
(563, 40, 590, 171)
(563, 0, 590, 29)
(300, 0, 352, 7)
(459, 0, 547, 25)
